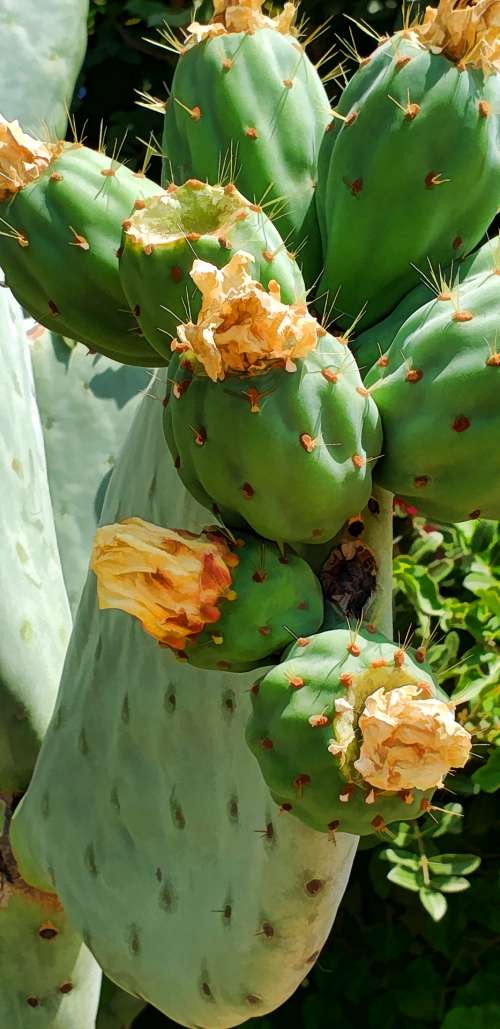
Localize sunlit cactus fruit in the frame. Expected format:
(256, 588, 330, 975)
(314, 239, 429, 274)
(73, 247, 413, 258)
(161, 0, 332, 287)
(164, 251, 382, 545)
(0, 119, 164, 364)
(119, 179, 305, 361)
(316, 0, 500, 329)
(366, 262, 500, 522)
(246, 625, 472, 836)
(91, 518, 324, 671)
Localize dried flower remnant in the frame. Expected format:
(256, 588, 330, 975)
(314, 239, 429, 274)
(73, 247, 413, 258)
(174, 251, 319, 381)
(354, 685, 472, 792)
(91, 517, 239, 651)
(0, 117, 62, 201)
(187, 0, 297, 47)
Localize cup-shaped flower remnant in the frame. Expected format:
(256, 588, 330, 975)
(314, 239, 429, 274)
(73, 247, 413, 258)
(354, 685, 472, 792)
(187, 0, 298, 46)
(174, 251, 320, 381)
(91, 517, 238, 652)
(0, 116, 63, 202)
(413, 0, 500, 73)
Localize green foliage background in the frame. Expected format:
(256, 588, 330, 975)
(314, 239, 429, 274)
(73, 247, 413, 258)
(75, 4, 499, 1026)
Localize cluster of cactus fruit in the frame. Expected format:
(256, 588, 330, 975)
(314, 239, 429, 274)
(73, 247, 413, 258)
(1, 0, 499, 1024)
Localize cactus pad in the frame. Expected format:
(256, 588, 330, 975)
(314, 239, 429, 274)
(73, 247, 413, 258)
(11, 374, 357, 1026)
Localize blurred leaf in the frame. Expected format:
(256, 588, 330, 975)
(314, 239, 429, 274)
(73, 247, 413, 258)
(427, 854, 481, 876)
(380, 847, 420, 870)
(397, 957, 442, 1020)
(419, 887, 447, 921)
(387, 865, 422, 892)
(436, 876, 471, 893)
(472, 748, 500, 792)
(440, 1005, 500, 1029)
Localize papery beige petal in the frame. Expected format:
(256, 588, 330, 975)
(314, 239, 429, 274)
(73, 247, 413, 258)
(414, 0, 500, 73)
(354, 685, 472, 792)
(186, 1, 297, 46)
(176, 251, 320, 381)
(0, 117, 62, 202)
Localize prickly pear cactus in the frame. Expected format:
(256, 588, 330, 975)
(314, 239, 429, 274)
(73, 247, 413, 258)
(162, 0, 332, 286)
(352, 235, 500, 374)
(367, 263, 500, 522)
(92, 521, 324, 671)
(0, 795, 101, 1028)
(11, 376, 357, 1028)
(317, 0, 500, 328)
(29, 328, 148, 612)
(0, 0, 88, 137)
(0, 130, 164, 364)
(119, 179, 305, 360)
(247, 626, 471, 836)
(164, 253, 382, 545)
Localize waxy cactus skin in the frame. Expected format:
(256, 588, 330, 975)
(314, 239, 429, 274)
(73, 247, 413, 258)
(317, 23, 500, 329)
(0, 141, 164, 364)
(367, 267, 500, 522)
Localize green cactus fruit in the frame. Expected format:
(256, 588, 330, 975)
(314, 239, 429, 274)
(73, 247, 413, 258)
(164, 252, 382, 545)
(316, 1, 500, 330)
(10, 370, 357, 1027)
(246, 625, 472, 836)
(0, 288, 72, 791)
(1, 0, 88, 138)
(91, 520, 324, 672)
(161, 1, 331, 288)
(0, 124, 165, 365)
(119, 179, 305, 360)
(29, 327, 148, 612)
(366, 263, 500, 522)
(352, 236, 500, 375)
(0, 796, 101, 1027)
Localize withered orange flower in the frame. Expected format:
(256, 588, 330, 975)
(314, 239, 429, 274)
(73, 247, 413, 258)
(91, 517, 239, 651)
